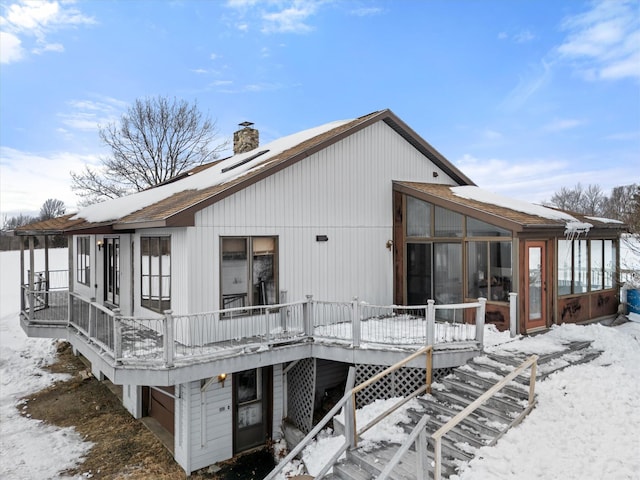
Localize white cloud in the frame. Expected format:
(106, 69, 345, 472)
(0, 31, 24, 63)
(455, 153, 628, 203)
(0, 146, 100, 215)
(0, 0, 95, 64)
(225, 0, 324, 35)
(500, 60, 553, 111)
(514, 30, 535, 43)
(543, 118, 585, 132)
(57, 96, 126, 132)
(350, 7, 383, 17)
(557, 0, 640, 80)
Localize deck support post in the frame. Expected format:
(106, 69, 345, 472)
(164, 310, 175, 368)
(475, 297, 486, 346)
(20, 238, 25, 314)
(426, 300, 435, 346)
(28, 236, 35, 322)
(113, 308, 122, 364)
(351, 297, 360, 347)
(509, 292, 518, 337)
(44, 236, 50, 308)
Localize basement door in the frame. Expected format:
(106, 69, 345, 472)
(524, 241, 547, 331)
(233, 367, 272, 454)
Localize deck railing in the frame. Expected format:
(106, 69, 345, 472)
(21, 269, 69, 323)
(25, 288, 492, 366)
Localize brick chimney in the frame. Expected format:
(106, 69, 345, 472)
(233, 121, 259, 154)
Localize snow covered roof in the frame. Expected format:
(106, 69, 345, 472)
(17, 109, 474, 233)
(395, 182, 626, 233)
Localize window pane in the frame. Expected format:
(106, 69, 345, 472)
(434, 243, 462, 304)
(407, 196, 431, 237)
(141, 236, 171, 312)
(528, 247, 542, 320)
(406, 243, 432, 305)
(558, 240, 572, 296)
(253, 237, 276, 306)
(574, 240, 588, 293)
(467, 217, 511, 237)
(467, 242, 488, 299)
(489, 242, 512, 302)
(590, 240, 603, 291)
(604, 240, 615, 289)
(434, 206, 463, 238)
(222, 238, 248, 308)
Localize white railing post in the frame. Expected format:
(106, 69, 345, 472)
(303, 295, 314, 337)
(279, 290, 288, 332)
(475, 297, 486, 345)
(352, 297, 360, 348)
(89, 297, 96, 339)
(426, 300, 435, 346)
(164, 310, 175, 368)
(113, 308, 122, 364)
(416, 427, 427, 480)
(509, 292, 518, 337)
(345, 393, 357, 449)
(434, 436, 442, 480)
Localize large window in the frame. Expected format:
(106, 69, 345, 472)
(467, 241, 512, 302)
(141, 236, 171, 313)
(558, 239, 616, 295)
(221, 237, 277, 309)
(105, 237, 120, 305)
(404, 194, 513, 305)
(76, 236, 90, 286)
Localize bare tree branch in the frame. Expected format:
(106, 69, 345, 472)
(71, 96, 229, 205)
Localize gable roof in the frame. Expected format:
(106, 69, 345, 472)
(17, 109, 475, 235)
(394, 182, 626, 234)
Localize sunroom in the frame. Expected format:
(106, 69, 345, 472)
(392, 182, 624, 334)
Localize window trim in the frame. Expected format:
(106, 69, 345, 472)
(76, 236, 91, 286)
(557, 238, 617, 296)
(220, 236, 278, 311)
(140, 236, 171, 313)
(104, 237, 120, 306)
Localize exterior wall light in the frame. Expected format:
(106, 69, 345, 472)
(218, 373, 227, 387)
(97, 239, 104, 250)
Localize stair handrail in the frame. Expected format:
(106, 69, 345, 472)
(377, 413, 431, 480)
(430, 354, 539, 480)
(264, 345, 433, 480)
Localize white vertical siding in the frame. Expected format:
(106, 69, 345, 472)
(188, 120, 456, 312)
(272, 363, 284, 440)
(185, 376, 234, 473)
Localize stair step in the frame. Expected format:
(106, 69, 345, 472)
(430, 389, 516, 425)
(406, 410, 486, 448)
(416, 397, 504, 438)
(441, 377, 527, 413)
(333, 461, 372, 480)
(453, 367, 529, 400)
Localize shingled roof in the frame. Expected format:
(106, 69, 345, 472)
(17, 109, 474, 234)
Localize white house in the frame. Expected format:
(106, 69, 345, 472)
(16, 109, 625, 474)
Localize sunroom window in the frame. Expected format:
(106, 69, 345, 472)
(467, 241, 512, 302)
(221, 236, 277, 310)
(558, 239, 616, 295)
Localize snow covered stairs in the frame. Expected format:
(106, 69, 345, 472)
(328, 340, 600, 480)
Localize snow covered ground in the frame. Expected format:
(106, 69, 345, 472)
(1, 248, 639, 479)
(0, 249, 90, 480)
(284, 322, 640, 479)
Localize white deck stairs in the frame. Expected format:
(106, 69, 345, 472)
(327, 340, 600, 480)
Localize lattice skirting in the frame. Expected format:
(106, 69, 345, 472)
(354, 364, 453, 409)
(286, 358, 316, 434)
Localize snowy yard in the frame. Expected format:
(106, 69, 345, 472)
(1, 248, 639, 479)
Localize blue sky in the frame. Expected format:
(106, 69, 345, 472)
(1, 0, 638, 218)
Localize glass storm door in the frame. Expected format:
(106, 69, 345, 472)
(525, 241, 547, 331)
(233, 368, 271, 454)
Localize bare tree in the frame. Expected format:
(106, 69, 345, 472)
(71, 96, 228, 206)
(547, 184, 585, 212)
(581, 184, 604, 215)
(39, 198, 66, 220)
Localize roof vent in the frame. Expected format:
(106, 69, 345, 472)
(233, 121, 259, 154)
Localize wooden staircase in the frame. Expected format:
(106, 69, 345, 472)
(327, 341, 600, 479)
